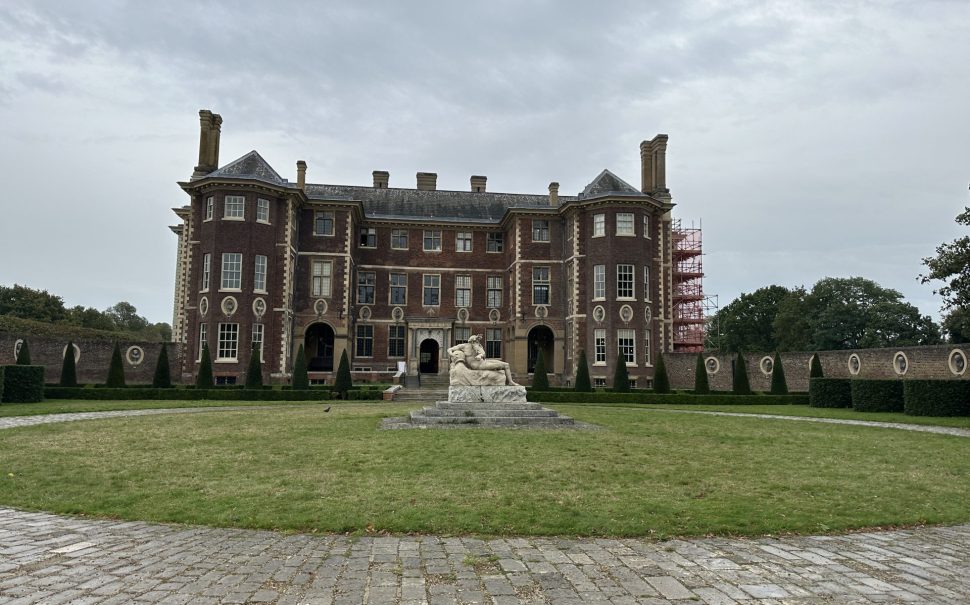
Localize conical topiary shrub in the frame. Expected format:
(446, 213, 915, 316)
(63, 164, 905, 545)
(732, 352, 751, 395)
(770, 352, 788, 395)
(153, 343, 172, 388)
(613, 357, 630, 392)
(809, 353, 824, 378)
(693, 352, 710, 394)
(106, 342, 126, 388)
(15, 339, 31, 365)
(292, 344, 309, 390)
(60, 342, 78, 387)
(653, 353, 670, 393)
(531, 349, 549, 390)
(574, 349, 592, 392)
(245, 341, 263, 388)
(196, 343, 214, 388)
(333, 350, 352, 399)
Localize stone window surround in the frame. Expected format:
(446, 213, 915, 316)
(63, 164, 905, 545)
(388, 324, 406, 358)
(618, 328, 637, 366)
(423, 273, 441, 306)
(390, 229, 408, 249)
(486, 232, 504, 253)
(252, 324, 264, 362)
(592, 213, 605, 238)
(357, 271, 376, 304)
(204, 196, 214, 221)
(311, 259, 332, 298)
(616, 264, 635, 300)
(253, 254, 268, 293)
(359, 227, 377, 248)
(456, 232, 473, 252)
(220, 252, 242, 291)
(949, 349, 967, 376)
(423, 230, 442, 252)
(593, 328, 607, 365)
(593, 265, 606, 300)
(313, 211, 335, 237)
(389, 272, 407, 305)
(455, 275, 471, 307)
(616, 212, 635, 236)
(532, 219, 550, 243)
(216, 322, 239, 362)
(256, 198, 271, 224)
(223, 195, 245, 220)
(355, 324, 374, 358)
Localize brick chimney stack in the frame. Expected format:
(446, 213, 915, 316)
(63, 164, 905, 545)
(296, 161, 307, 191)
(192, 109, 223, 179)
(416, 172, 437, 191)
(470, 175, 487, 192)
(373, 171, 389, 188)
(548, 182, 559, 206)
(640, 134, 669, 195)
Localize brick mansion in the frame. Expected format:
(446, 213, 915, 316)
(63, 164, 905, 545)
(170, 110, 705, 386)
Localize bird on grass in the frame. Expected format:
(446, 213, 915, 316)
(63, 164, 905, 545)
(323, 406, 332, 413)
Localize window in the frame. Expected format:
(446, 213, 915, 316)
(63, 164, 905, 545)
(359, 227, 376, 248)
(643, 214, 650, 238)
(486, 276, 502, 308)
(456, 232, 472, 252)
(533, 266, 550, 305)
(198, 323, 207, 361)
(487, 233, 504, 252)
(644, 329, 652, 366)
(252, 324, 264, 362)
(388, 325, 405, 357)
(391, 229, 408, 249)
(357, 271, 375, 304)
(594, 329, 606, 364)
(423, 230, 442, 251)
(311, 260, 332, 297)
(256, 199, 270, 223)
(616, 213, 634, 236)
(532, 219, 549, 242)
(423, 274, 440, 306)
(618, 329, 636, 365)
(617, 264, 634, 299)
(201, 253, 211, 291)
(224, 195, 245, 219)
(221, 253, 242, 290)
(390, 273, 407, 305)
(454, 327, 471, 344)
(593, 265, 605, 299)
(486, 328, 502, 359)
(314, 211, 334, 236)
(643, 266, 651, 301)
(629, 379, 638, 389)
(355, 325, 373, 357)
(205, 197, 213, 220)
(593, 377, 607, 388)
(592, 214, 605, 237)
(217, 323, 239, 360)
(254, 255, 267, 292)
(455, 275, 471, 307)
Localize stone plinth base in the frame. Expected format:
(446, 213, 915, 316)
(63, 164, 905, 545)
(449, 385, 528, 403)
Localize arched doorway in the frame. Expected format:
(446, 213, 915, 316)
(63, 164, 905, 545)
(528, 326, 555, 373)
(305, 323, 335, 371)
(419, 339, 439, 374)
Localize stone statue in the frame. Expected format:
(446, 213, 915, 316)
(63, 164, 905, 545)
(447, 334, 519, 386)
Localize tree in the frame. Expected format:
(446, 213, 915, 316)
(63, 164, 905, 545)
(153, 343, 172, 388)
(245, 341, 263, 388)
(707, 285, 792, 352)
(333, 350, 353, 399)
(693, 353, 710, 394)
(292, 344, 309, 390)
(106, 343, 126, 387)
(531, 350, 549, 390)
(196, 344, 214, 388)
(809, 353, 824, 378)
(612, 358, 630, 392)
(769, 352, 787, 395)
(65, 305, 117, 331)
(60, 342, 78, 387)
(653, 353, 670, 393)
(104, 301, 150, 332)
(921, 206, 970, 321)
(0, 284, 67, 323)
(732, 352, 751, 395)
(772, 287, 813, 351)
(942, 307, 970, 343)
(574, 349, 592, 392)
(15, 339, 31, 365)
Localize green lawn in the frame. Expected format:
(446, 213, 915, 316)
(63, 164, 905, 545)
(1, 403, 968, 538)
(0, 399, 323, 418)
(637, 404, 970, 429)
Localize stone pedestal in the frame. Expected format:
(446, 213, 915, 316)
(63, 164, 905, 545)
(448, 386, 528, 403)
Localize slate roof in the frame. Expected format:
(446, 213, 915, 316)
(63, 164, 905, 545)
(205, 151, 286, 186)
(578, 169, 647, 200)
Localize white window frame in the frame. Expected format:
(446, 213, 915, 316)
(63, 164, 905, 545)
(204, 196, 214, 221)
(314, 211, 335, 236)
(533, 266, 550, 305)
(201, 253, 211, 291)
(256, 198, 270, 223)
(423, 274, 440, 306)
(644, 329, 652, 367)
(221, 253, 242, 290)
(224, 195, 245, 220)
(252, 323, 264, 362)
(486, 276, 502, 308)
(423, 230, 442, 252)
(592, 213, 605, 238)
(643, 265, 651, 302)
(487, 232, 504, 253)
(454, 327, 471, 345)
(455, 275, 471, 307)
(593, 377, 607, 388)
(197, 323, 207, 362)
(357, 271, 376, 304)
(254, 255, 268, 293)
(532, 219, 550, 242)
(456, 232, 473, 252)
(617, 264, 635, 300)
(389, 272, 408, 305)
(616, 212, 635, 236)
(355, 324, 374, 357)
(593, 265, 605, 300)
(486, 328, 502, 359)
(643, 214, 651, 238)
(311, 260, 332, 298)
(594, 329, 606, 365)
(217, 323, 239, 361)
(391, 229, 409, 250)
(359, 227, 377, 248)
(618, 329, 636, 366)
(388, 324, 406, 358)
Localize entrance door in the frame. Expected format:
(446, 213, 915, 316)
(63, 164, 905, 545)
(419, 339, 439, 374)
(305, 323, 335, 371)
(527, 325, 555, 373)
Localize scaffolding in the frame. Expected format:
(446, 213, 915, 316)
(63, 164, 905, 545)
(671, 219, 716, 352)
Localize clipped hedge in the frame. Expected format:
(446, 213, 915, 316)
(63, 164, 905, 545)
(43, 387, 385, 401)
(850, 380, 904, 413)
(2, 365, 45, 403)
(809, 378, 852, 408)
(903, 380, 970, 417)
(527, 390, 808, 406)
(0, 366, 4, 402)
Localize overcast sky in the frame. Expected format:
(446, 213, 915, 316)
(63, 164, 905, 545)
(1, 0, 968, 325)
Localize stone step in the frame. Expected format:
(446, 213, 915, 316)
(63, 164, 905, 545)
(407, 413, 575, 427)
(432, 401, 544, 411)
(417, 408, 560, 418)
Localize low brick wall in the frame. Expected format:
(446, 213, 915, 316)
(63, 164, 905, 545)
(667, 344, 969, 392)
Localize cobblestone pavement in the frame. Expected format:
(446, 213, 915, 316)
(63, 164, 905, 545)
(1, 508, 968, 604)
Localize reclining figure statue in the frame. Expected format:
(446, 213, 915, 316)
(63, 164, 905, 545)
(447, 334, 519, 386)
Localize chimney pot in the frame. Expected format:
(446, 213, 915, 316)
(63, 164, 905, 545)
(416, 172, 437, 191)
(548, 182, 559, 206)
(470, 175, 487, 192)
(296, 160, 307, 191)
(373, 170, 389, 189)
